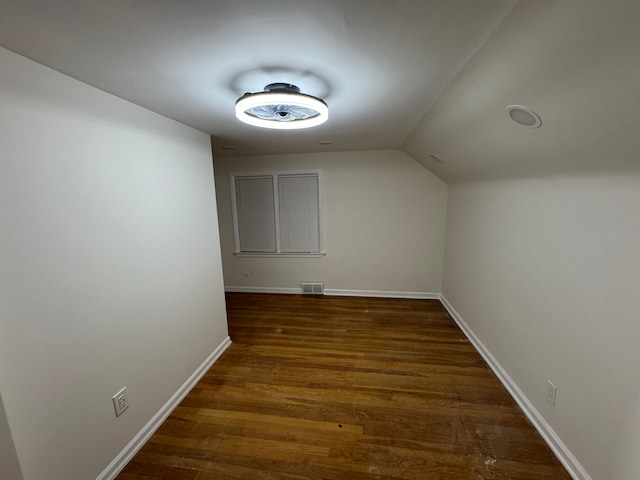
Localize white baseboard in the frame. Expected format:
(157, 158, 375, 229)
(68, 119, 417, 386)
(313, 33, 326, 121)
(225, 286, 439, 299)
(225, 286, 302, 294)
(324, 289, 439, 299)
(96, 336, 232, 480)
(439, 296, 591, 480)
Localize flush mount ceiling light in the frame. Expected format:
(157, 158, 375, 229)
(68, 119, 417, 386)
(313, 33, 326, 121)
(506, 105, 542, 128)
(235, 83, 328, 130)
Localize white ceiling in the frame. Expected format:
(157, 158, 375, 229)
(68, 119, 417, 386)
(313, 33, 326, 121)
(3, 0, 638, 182)
(0, 0, 516, 158)
(404, 0, 640, 181)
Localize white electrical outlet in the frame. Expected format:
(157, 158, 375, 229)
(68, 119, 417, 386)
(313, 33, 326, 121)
(546, 380, 557, 406)
(243, 271, 250, 278)
(112, 387, 130, 417)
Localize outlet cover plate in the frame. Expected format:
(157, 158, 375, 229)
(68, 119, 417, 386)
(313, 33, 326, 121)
(112, 387, 130, 417)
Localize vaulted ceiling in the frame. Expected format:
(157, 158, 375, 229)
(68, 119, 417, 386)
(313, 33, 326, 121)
(1, 0, 639, 181)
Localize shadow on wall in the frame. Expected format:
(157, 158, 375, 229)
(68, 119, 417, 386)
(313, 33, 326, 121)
(0, 393, 24, 480)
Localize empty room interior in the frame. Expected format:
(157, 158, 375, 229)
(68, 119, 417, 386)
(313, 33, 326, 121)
(1, 1, 639, 480)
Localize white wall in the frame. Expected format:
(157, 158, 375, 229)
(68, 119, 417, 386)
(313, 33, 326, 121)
(442, 174, 640, 480)
(0, 47, 228, 480)
(214, 150, 447, 295)
(0, 394, 23, 480)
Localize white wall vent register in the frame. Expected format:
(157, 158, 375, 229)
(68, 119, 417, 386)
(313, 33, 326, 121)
(301, 282, 324, 295)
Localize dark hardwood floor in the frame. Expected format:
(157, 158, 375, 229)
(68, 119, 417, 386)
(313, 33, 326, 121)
(117, 293, 572, 479)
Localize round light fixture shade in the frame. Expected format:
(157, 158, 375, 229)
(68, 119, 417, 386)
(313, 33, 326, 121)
(235, 83, 328, 130)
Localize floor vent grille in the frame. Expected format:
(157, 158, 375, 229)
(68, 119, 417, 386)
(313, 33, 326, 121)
(301, 282, 324, 295)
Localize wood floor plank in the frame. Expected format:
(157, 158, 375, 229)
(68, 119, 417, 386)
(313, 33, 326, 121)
(116, 293, 572, 479)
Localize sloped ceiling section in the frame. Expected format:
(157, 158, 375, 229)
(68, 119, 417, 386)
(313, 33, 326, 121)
(403, 0, 640, 182)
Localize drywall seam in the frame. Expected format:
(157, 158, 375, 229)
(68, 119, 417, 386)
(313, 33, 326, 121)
(439, 295, 592, 480)
(225, 286, 440, 299)
(96, 336, 232, 480)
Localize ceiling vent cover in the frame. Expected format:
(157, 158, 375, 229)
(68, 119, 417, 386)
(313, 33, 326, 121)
(235, 83, 328, 130)
(301, 282, 324, 295)
(506, 105, 542, 128)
